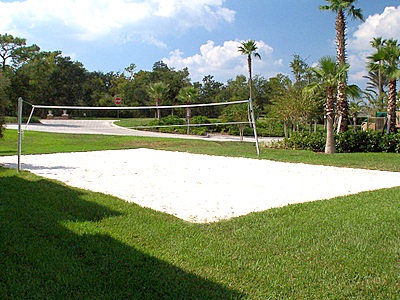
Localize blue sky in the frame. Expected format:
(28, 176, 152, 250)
(0, 0, 399, 88)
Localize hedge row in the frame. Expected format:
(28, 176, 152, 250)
(147, 115, 285, 137)
(276, 131, 400, 153)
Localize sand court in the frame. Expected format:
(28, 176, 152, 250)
(1, 148, 400, 223)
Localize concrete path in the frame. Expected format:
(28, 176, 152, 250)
(6, 119, 282, 144)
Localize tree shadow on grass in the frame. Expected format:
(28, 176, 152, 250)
(0, 172, 244, 299)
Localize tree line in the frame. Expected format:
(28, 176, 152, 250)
(1, 1, 399, 153)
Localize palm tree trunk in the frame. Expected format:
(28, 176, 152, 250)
(336, 9, 349, 133)
(325, 88, 336, 154)
(387, 80, 398, 133)
(248, 55, 253, 100)
(156, 98, 161, 120)
(186, 107, 191, 134)
(353, 114, 357, 133)
(239, 124, 244, 142)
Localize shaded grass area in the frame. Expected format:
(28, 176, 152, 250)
(0, 169, 244, 299)
(1, 129, 400, 171)
(1, 168, 399, 298)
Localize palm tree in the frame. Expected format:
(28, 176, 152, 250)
(320, 0, 364, 132)
(148, 82, 169, 120)
(365, 37, 388, 111)
(177, 86, 198, 134)
(304, 56, 349, 154)
(368, 38, 400, 133)
(290, 54, 309, 85)
(237, 40, 261, 101)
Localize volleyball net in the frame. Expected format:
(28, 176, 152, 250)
(16, 97, 260, 170)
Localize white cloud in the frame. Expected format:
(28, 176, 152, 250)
(347, 5, 400, 87)
(152, 0, 235, 25)
(349, 5, 400, 52)
(163, 40, 283, 82)
(151, 0, 235, 32)
(0, 0, 235, 41)
(0, 0, 151, 40)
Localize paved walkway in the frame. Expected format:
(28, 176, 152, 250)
(6, 119, 282, 144)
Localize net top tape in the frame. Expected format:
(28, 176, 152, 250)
(31, 100, 249, 110)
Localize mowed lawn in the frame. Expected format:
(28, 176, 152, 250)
(1, 129, 400, 299)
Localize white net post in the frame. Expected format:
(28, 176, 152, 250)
(17, 97, 23, 172)
(248, 98, 260, 156)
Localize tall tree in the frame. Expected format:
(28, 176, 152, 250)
(222, 103, 248, 141)
(196, 75, 223, 117)
(319, 0, 364, 132)
(13, 51, 60, 106)
(0, 71, 10, 137)
(252, 75, 272, 112)
(177, 86, 199, 134)
(365, 37, 388, 112)
(368, 38, 400, 133)
(237, 40, 261, 101)
(304, 56, 349, 154)
(0, 33, 39, 71)
(125, 63, 137, 81)
(290, 54, 309, 85)
(148, 82, 169, 120)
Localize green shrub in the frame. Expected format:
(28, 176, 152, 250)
(190, 116, 211, 136)
(218, 119, 285, 138)
(281, 132, 325, 152)
(335, 131, 371, 153)
(148, 115, 186, 134)
(4, 116, 41, 124)
(279, 131, 400, 153)
(256, 119, 285, 137)
(379, 132, 400, 153)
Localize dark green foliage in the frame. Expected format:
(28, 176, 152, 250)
(190, 115, 211, 136)
(279, 131, 400, 153)
(256, 119, 285, 137)
(149, 115, 186, 134)
(335, 131, 378, 153)
(0, 115, 4, 139)
(281, 132, 326, 152)
(213, 119, 284, 138)
(336, 131, 400, 153)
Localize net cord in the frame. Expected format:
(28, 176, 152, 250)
(31, 99, 249, 111)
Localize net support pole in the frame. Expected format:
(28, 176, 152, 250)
(25, 105, 35, 130)
(17, 97, 23, 172)
(248, 98, 260, 157)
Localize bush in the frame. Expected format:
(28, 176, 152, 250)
(190, 116, 211, 136)
(379, 133, 400, 153)
(0, 116, 4, 139)
(4, 116, 41, 124)
(281, 132, 325, 152)
(335, 131, 372, 153)
(217, 119, 285, 138)
(278, 131, 400, 153)
(256, 119, 285, 137)
(149, 115, 186, 134)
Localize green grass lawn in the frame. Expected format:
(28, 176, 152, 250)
(1, 128, 400, 298)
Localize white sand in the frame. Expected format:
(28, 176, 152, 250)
(1, 148, 400, 223)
